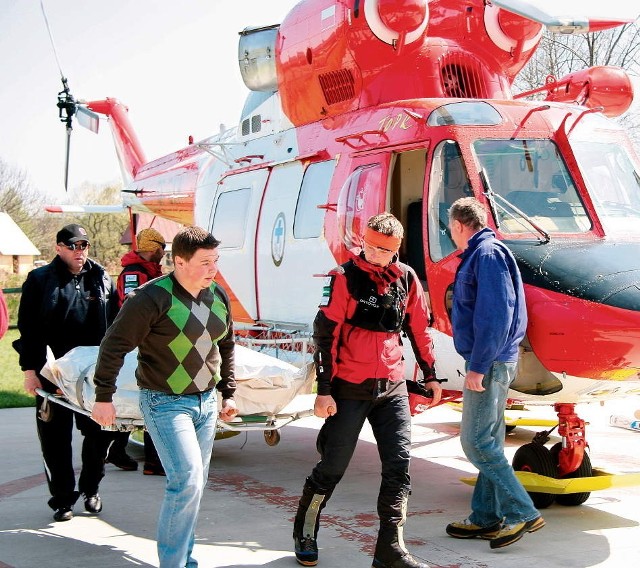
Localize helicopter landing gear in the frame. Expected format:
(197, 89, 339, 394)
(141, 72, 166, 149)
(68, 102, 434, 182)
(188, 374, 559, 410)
(512, 442, 556, 508)
(550, 442, 593, 506)
(511, 402, 593, 508)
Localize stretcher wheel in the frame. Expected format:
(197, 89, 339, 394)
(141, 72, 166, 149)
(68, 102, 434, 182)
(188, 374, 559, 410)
(38, 399, 53, 422)
(264, 429, 280, 446)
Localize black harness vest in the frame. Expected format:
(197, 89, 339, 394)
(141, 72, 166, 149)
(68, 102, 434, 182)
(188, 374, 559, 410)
(343, 261, 407, 333)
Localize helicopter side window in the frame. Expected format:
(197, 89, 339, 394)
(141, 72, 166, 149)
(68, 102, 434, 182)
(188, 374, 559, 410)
(294, 160, 336, 239)
(473, 139, 591, 234)
(212, 188, 251, 248)
(427, 140, 472, 261)
(573, 140, 640, 235)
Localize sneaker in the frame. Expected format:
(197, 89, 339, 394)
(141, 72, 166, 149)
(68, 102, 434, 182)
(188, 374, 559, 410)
(143, 462, 166, 476)
(53, 506, 73, 522)
(294, 534, 318, 566)
(106, 452, 138, 471)
(490, 516, 545, 549)
(84, 494, 103, 514)
(446, 518, 502, 539)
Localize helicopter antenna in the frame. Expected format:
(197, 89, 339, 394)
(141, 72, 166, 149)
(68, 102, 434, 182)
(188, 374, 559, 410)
(40, 0, 76, 191)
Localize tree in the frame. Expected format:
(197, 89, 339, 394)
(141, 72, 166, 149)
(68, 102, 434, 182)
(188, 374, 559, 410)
(63, 182, 129, 272)
(516, 24, 640, 92)
(0, 159, 60, 259)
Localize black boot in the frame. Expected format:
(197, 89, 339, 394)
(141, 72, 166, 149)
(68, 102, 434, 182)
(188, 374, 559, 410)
(293, 477, 333, 566)
(372, 491, 429, 568)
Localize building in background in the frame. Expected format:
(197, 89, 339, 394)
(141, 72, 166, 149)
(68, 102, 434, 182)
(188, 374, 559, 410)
(0, 212, 40, 274)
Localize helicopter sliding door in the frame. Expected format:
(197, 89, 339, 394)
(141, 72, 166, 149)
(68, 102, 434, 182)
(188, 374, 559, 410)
(256, 160, 337, 328)
(210, 168, 270, 323)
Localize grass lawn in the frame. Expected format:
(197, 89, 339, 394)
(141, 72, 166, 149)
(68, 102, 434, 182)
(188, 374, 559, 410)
(0, 328, 34, 409)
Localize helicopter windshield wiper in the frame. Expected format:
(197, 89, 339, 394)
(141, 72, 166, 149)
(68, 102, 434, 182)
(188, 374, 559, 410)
(479, 169, 551, 244)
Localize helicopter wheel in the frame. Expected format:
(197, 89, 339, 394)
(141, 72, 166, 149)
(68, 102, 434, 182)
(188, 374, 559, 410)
(264, 429, 281, 447)
(512, 442, 556, 509)
(505, 424, 517, 433)
(549, 442, 592, 506)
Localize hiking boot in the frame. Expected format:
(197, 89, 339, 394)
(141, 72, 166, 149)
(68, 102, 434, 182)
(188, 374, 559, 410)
(53, 506, 73, 522)
(106, 452, 138, 471)
(446, 518, 502, 539)
(372, 551, 429, 568)
(294, 534, 318, 566)
(490, 516, 545, 549)
(83, 494, 102, 514)
(143, 462, 166, 476)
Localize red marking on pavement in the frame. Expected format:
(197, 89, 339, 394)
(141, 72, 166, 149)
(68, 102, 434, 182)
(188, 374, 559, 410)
(207, 472, 433, 558)
(0, 473, 46, 500)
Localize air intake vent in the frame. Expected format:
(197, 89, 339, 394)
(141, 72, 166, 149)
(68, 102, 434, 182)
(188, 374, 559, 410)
(319, 69, 356, 106)
(439, 53, 487, 99)
(242, 118, 251, 136)
(251, 114, 262, 133)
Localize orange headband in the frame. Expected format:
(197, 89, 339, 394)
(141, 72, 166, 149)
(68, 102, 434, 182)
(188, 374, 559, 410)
(363, 227, 401, 252)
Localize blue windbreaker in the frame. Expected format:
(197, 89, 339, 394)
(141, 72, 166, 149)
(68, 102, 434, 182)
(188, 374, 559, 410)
(451, 228, 527, 374)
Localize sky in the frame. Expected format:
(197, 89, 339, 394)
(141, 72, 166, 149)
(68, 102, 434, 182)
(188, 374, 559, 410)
(1, 0, 638, 203)
(0, 0, 296, 202)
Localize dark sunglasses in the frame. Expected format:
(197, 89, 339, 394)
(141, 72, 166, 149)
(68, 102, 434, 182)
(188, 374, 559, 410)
(60, 241, 90, 251)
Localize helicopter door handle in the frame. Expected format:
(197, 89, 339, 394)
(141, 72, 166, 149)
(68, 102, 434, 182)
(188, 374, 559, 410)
(234, 154, 264, 164)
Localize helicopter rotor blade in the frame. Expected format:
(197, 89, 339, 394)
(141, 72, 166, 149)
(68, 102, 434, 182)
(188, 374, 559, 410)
(41, 0, 78, 191)
(64, 124, 71, 192)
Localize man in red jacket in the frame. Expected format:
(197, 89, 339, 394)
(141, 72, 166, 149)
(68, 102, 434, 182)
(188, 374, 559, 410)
(106, 228, 167, 475)
(293, 213, 443, 568)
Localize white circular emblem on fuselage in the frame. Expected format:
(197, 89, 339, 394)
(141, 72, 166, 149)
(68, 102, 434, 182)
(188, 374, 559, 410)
(271, 212, 286, 266)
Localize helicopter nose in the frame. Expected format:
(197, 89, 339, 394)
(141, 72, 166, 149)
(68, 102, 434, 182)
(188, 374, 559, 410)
(508, 240, 640, 379)
(511, 240, 640, 312)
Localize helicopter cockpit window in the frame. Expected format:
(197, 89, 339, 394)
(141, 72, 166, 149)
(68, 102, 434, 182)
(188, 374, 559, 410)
(212, 188, 251, 248)
(472, 139, 591, 234)
(294, 160, 336, 239)
(572, 140, 640, 235)
(428, 140, 472, 261)
(427, 101, 502, 127)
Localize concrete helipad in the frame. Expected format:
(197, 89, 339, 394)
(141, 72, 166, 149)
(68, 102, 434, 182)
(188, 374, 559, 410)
(1, 396, 639, 568)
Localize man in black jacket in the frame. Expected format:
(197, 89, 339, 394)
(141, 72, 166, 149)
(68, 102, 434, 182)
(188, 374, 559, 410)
(17, 223, 119, 522)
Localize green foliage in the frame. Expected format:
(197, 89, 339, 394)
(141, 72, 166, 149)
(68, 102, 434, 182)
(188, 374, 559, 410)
(0, 329, 34, 409)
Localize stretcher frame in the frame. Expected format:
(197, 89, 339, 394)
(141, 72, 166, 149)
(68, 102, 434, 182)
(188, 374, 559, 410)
(35, 387, 315, 447)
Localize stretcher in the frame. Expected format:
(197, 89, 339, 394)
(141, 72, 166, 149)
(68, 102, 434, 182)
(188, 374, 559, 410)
(37, 344, 316, 446)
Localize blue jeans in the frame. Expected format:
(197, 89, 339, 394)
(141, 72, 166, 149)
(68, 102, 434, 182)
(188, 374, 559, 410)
(140, 388, 218, 568)
(460, 361, 539, 527)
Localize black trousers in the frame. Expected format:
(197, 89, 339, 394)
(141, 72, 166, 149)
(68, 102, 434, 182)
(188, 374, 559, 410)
(309, 394, 412, 501)
(36, 394, 116, 510)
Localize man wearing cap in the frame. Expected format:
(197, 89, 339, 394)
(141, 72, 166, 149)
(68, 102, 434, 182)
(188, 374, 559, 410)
(292, 213, 443, 568)
(107, 227, 167, 475)
(16, 223, 118, 522)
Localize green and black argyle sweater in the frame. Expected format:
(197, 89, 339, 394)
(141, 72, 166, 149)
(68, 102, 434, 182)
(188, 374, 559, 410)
(94, 273, 236, 402)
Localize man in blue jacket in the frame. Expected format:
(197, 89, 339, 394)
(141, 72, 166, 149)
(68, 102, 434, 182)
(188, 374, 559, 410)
(445, 197, 544, 549)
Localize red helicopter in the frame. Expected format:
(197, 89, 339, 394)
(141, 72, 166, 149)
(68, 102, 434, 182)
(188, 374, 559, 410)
(52, 0, 640, 507)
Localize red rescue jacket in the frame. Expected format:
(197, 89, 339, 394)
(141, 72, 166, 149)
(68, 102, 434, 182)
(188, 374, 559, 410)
(313, 253, 435, 395)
